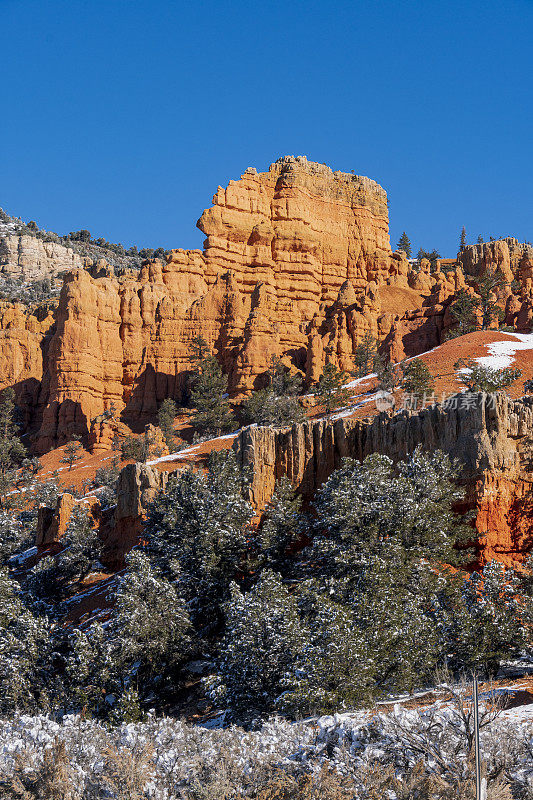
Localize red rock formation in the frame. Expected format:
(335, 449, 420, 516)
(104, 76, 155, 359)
(0, 160, 529, 453)
(232, 393, 533, 567)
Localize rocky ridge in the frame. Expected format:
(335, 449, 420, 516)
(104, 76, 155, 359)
(0, 157, 481, 450)
(1, 157, 533, 458)
(36, 390, 533, 568)
(232, 392, 533, 566)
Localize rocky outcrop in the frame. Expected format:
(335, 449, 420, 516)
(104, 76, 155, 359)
(458, 238, 531, 282)
(24, 157, 465, 450)
(3, 162, 531, 453)
(0, 225, 85, 281)
(232, 393, 533, 566)
(36, 493, 77, 546)
(102, 462, 167, 567)
(36, 493, 99, 548)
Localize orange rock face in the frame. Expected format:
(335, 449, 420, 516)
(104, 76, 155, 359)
(0, 157, 529, 455)
(26, 156, 464, 449)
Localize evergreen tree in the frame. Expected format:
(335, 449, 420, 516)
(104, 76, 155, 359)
(0, 388, 25, 508)
(309, 447, 475, 692)
(417, 248, 441, 264)
(145, 450, 252, 625)
(268, 356, 302, 397)
(109, 550, 191, 682)
(375, 358, 402, 392)
(28, 509, 103, 604)
(157, 397, 178, 452)
(450, 289, 478, 335)
(280, 591, 373, 716)
(476, 269, 506, 329)
(60, 435, 83, 471)
(453, 358, 521, 392)
(258, 477, 303, 570)
(0, 568, 53, 713)
(205, 571, 309, 720)
(244, 390, 305, 428)
(190, 352, 235, 436)
(244, 357, 304, 427)
(460, 226, 467, 252)
(353, 332, 378, 377)
(397, 232, 412, 258)
(189, 334, 210, 364)
(452, 561, 530, 674)
(401, 358, 435, 401)
(314, 363, 351, 416)
(477, 234, 484, 244)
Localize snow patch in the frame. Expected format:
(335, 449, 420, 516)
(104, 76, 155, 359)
(474, 332, 533, 370)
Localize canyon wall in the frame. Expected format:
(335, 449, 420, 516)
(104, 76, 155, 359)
(0, 223, 86, 281)
(35, 392, 533, 569)
(27, 157, 465, 449)
(1, 158, 533, 451)
(233, 392, 533, 567)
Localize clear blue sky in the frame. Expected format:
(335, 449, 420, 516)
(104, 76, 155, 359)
(2, 0, 532, 258)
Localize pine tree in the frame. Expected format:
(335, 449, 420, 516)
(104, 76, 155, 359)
(244, 390, 305, 427)
(310, 447, 475, 692)
(244, 357, 304, 427)
(477, 234, 484, 244)
(0, 388, 25, 508)
(111, 550, 191, 676)
(376, 358, 402, 392)
(189, 334, 210, 364)
(417, 248, 441, 264)
(258, 477, 303, 570)
(450, 289, 478, 335)
(145, 450, 252, 625)
(354, 332, 378, 377)
(157, 397, 178, 452)
(314, 363, 351, 416)
(453, 358, 521, 392)
(460, 226, 467, 252)
(397, 232, 412, 258)
(476, 268, 506, 329)
(190, 353, 235, 436)
(0, 568, 52, 712)
(401, 358, 435, 401)
(268, 356, 302, 397)
(60, 435, 83, 471)
(205, 571, 309, 720)
(452, 561, 529, 674)
(28, 508, 103, 603)
(280, 591, 374, 716)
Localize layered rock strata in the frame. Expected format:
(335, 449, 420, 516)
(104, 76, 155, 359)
(18, 157, 465, 449)
(2, 161, 532, 452)
(0, 225, 85, 280)
(232, 393, 533, 566)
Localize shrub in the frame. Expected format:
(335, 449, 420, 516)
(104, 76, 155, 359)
(120, 435, 143, 461)
(401, 358, 435, 400)
(454, 358, 521, 392)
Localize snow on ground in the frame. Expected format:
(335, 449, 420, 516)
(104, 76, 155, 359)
(344, 372, 377, 389)
(474, 332, 533, 369)
(8, 546, 37, 568)
(0, 694, 532, 797)
(146, 431, 240, 466)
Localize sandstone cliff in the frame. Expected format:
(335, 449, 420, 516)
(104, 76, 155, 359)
(2, 160, 532, 453)
(0, 220, 86, 281)
(12, 156, 463, 450)
(232, 393, 533, 566)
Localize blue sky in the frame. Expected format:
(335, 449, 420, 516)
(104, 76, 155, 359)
(1, 0, 532, 257)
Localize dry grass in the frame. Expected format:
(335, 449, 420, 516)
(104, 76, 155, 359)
(1, 738, 81, 800)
